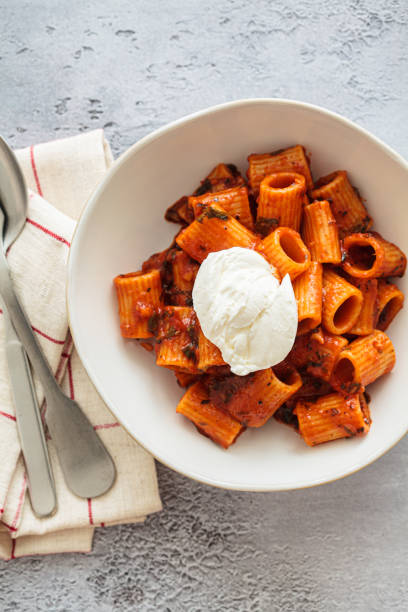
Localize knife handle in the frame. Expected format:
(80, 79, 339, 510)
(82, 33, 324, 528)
(6, 320, 57, 518)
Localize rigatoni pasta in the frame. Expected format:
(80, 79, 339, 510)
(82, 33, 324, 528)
(330, 330, 396, 395)
(311, 170, 372, 237)
(322, 269, 363, 335)
(190, 186, 254, 230)
(293, 262, 323, 335)
(306, 328, 349, 382)
(156, 306, 199, 372)
(257, 172, 306, 233)
(302, 200, 341, 263)
(248, 145, 313, 195)
(114, 142, 405, 451)
(347, 278, 378, 336)
(208, 365, 302, 427)
(260, 226, 310, 280)
(342, 231, 407, 279)
(176, 204, 260, 263)
(114, 269, 162, 338)
(176, 381, 244, 449)
(376, 280, 404, 331)
(296, 393, 370, 446)
(165, 162, 245, 225)
(197, 328, 226, 370)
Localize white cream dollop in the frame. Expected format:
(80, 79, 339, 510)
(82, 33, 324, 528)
(192, 247, 298, 376)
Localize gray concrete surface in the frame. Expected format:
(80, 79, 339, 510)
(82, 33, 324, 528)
(1, 1, 408, 610)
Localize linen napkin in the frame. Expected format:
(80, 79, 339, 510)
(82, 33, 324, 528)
(0, 130, 162, 560)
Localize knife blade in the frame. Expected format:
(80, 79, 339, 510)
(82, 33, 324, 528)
(4, 303, 57, 518)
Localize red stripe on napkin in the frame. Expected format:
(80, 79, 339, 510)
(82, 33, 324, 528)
(0, 410, 16, 422)
(87, 498, 94, 525)
(94, 422, 119, 431)
(32, 325, 66, 345)
(2, 521, 17, 532)
(30, 145, 43, 196)
(67, 357, 74, 399)
(26, 218, 71, 247)
(0, 310, 66, 345)
(10, 473, 27, 530)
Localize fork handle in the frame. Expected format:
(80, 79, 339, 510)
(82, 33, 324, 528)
(0, 225, 116, 498)
(5, 312, 57, 517)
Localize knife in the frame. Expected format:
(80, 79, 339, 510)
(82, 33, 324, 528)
(4, 302, 57, 518)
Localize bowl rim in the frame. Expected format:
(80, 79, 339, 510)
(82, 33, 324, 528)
(67, 97, 408, 491)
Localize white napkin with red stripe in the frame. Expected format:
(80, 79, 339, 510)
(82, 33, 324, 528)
(0, 130, 162, 560)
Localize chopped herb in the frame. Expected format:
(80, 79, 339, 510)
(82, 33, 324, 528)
(147, 313, 159, 335)
(258, 400, 263, 405)
(146, 287, 151, 292)
(182, 343, 197, 361)
(347, 382, 361, 394)
(194, 178, 212, 196)
(206, 207, 229, 221)
(200, 399, 210, 405)
(343, 425, 355, 437)
(226, 163, 240, 176)
(165, 326, 179, 339)
(255, 217, 279, 236)
(269, 147, 285, 156)
(187, 324, 197, 342)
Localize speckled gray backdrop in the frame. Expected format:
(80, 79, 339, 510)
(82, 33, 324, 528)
(0, 1, 407, 611)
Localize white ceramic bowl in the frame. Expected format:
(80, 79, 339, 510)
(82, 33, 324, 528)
(67, 99, 408, 491)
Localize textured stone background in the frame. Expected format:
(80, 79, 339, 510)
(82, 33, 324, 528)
(1, 1, 408, 610)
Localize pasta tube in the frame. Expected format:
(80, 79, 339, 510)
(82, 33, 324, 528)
(376, 280, 404, 331)
(156, 306, 199, 372)
(165, 163, 245, 225)
(176, 204, 260, 263)
(208, 365, 302, 427)
(176, 381, 244, 449)
(260, 226, 310, 281)
(197, 328, 226, 370)
(167, 250, 199, 306)
(248, 145, 313, 196)
(190, 186, 254, 230)
(302, 200, 341, 263)
(347, 278, 378, 335)
(114, 269, 162, 338)
(342, 232, 407, 279)
(330, 330, 395, 394)
(307, 328, 349, 382)
(256, 172, 306, 233)
(296, 393, 370, 446)
(311, 170, 372, 237)
(293, 262, 323, 335)
(322, 269, 363, 334)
